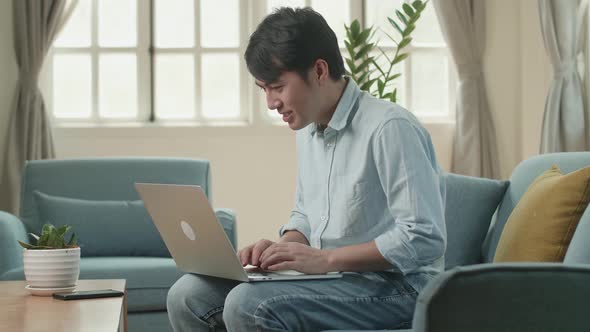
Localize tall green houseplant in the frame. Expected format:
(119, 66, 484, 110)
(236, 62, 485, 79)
(344, 0, 428, 103)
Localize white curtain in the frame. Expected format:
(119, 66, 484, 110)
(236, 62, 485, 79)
(0, 0, 77, 214)
(539, 0, 589, 153)
(432, 0, 500, 179)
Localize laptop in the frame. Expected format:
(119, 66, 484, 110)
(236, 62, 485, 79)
(135, 183, 342, 282)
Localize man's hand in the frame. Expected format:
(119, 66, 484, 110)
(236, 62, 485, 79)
(259, 242, 332, 274)
(238, 239, 276, 266)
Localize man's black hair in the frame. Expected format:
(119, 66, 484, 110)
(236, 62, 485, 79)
(244, 7, 345, 84)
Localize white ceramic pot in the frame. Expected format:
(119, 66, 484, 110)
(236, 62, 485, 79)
(23, 247, 80, 288)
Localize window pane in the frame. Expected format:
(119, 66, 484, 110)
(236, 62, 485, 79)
(155, 54, 195, 119)
(413, 3, 445, 44)
(370, 50, 405, 106)
(311, 0, 350, 46)
(267, 0, 305, 12)
(365, 0, 404, 48)
(410, 50, 448, 115)
(201, 54, 240, 119)
(98, 0, 137, 47)
(154, 0, 194, 47)
(99, 54, 138, 118)
(200, 0, 239, 48)
(54, 0, 91, 47)
(53, 54, 91, 118)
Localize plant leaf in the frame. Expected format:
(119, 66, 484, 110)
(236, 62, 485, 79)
(345, 58, 356, 72)
(356, 57, 372, 73)
(403, 24, 416, 37)
(403, 3, 415, 17)
(344, 40, 354, 57)
(67, 232, 77, 246)
(392, 88, 398, 102)
(357, 28, 372, 44)
(18, 240, 35, 249)
(57, 225, 71, 237)
(387, 17, 403, 36)
(396, 10, 408, 25)
(359, 78, 377, 92)
(412, 0, 424, 10)
(354, 43, 374, 61)
(398, 37, 412, 49)
(357, 71, 370, 85)
(377, 79, 385, 96)
(392, 53, 409, 65)
(390, 73, 402, 81)
(41, 224, 51, 236)
(350, 20, 360, 38)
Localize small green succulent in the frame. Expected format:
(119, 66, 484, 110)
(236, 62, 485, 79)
(18, 223, 78, 250)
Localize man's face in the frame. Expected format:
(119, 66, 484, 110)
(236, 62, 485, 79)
(255, 70, 319, 130)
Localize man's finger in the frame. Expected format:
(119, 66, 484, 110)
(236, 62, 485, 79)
(252, 242, 271, 266)
(260, 242, 287, 262)
(260, 253, 293, 270)
(239, 246, 253, 266)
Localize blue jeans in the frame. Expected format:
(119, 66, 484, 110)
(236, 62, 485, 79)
(167, 271, 421, 331)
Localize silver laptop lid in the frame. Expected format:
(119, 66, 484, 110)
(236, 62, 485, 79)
(135, 183, 249, 282)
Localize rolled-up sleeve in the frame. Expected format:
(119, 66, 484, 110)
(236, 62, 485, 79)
(372, 118, 446, 275)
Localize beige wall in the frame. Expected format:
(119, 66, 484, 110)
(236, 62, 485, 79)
(484, 0, 551, 179)
(0, 0, 17, 178)
(0, 0, 554, 247)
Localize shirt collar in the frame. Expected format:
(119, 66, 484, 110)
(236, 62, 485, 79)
(310, 77, 361, 136)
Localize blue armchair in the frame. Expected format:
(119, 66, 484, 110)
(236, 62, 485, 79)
(408, 152, 590, 332)
(327, 152, 590, 332)
(0, 158, 236, 332)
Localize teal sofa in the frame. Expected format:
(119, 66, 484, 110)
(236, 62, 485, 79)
(327, 152, 590, 331)
(3, 153, 590, 331)
(0, 158, 236, 331)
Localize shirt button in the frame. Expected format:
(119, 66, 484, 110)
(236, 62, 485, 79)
(320, 215, 327, 221)
(326, 143, 332, 147)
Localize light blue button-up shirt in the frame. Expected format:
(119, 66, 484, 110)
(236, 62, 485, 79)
(279, 78, 446, 291)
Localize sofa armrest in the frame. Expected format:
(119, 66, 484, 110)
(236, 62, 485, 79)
(413, 263, 590, 332)
(215, 208, 237, 250)
(0, 211, 28, 276)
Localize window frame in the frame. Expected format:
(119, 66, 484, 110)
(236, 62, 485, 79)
(43, 0, 455, 127)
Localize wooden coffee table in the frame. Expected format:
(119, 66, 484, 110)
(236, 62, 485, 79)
(0, 279, 127, 332)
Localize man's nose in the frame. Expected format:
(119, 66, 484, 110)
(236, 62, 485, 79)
(266, 91, 282, 110)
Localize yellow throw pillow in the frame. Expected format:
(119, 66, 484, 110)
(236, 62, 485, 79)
(494, 164, 590, 262)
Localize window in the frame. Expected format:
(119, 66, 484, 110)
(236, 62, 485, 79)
(47, 0, 453, 125)
(364, 0, 454, 118)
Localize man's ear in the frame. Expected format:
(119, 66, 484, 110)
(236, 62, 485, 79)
(313, 59, 330, 85)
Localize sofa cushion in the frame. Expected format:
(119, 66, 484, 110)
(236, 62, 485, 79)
(33, 191, 170, 257)
(443, 173, 508, 269)
(494, 165, 590, 262)
(0, 257, 183, 312)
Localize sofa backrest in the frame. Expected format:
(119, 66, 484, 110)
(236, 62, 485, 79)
(481, 152, 590, 263)
(443, 173, 508, 269)
(19, 158, 212, 256)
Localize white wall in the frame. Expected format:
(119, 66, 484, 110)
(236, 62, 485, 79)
(0, 0, 554, 248)
(519, 0, 553, 160)
(484, 0, 551, 179)
(0, 0, 17, 177)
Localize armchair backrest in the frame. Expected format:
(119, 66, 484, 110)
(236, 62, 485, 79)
(19, 158, 212, 255)
(482, 152, 590, 263)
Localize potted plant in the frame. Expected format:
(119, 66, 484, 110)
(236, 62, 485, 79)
(18, 224, 80, 294)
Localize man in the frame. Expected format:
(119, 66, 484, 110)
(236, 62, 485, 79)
(167, 7, 446, 331)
